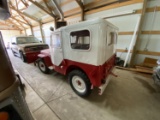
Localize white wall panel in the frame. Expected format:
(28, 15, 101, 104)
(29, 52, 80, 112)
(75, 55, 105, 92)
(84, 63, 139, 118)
(0, 30, 20, 46)
(26, 28, 32, 35)
(134, 54, 159, 65)
(142, 12, 160, 31)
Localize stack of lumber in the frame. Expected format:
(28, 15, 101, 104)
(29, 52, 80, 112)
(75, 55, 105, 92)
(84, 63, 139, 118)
(116, 57, 158, 74)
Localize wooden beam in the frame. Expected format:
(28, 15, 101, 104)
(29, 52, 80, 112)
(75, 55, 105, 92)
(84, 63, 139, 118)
(137, 51, 160, 56)
(119, 31, 134, 35)
(30, 25, 34, 36)
(0, 28, 20, 30)
(141, 31, 160, 34)
(11, 16, 29, 26)
(0, 21, 9, 26)
(6, 19, 23, 30)
(85, 0, 119, 10)
(75, 0, 84, 21)
(10, 5, 31, 26)
(39, 22, 45, 43)
(9, 2, 40, 22)
(59, 0, 74, 6)
(116, 49, 160, 56)
(15, 0, 19, 9)
(64, 7, 81, 17)
(116, 49, 133, 53)
(119, 31, 160, 35)
(42, 0, 56, 18)
(28, 0, 56, 18)
(20, 0, 29, 7)
(10, 17, 26, 29)
(85, 0, 143, 15)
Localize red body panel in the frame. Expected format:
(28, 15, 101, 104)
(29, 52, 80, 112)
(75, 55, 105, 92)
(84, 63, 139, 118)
(38, 52, 116, 87)
(25, 52, 40, 63)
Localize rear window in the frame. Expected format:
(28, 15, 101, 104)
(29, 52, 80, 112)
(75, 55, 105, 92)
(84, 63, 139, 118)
(16, 37, 39, 44)
(70, 30, 90, 50)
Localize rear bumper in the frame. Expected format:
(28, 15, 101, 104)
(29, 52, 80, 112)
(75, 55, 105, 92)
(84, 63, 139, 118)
(98, 67, 116, 95)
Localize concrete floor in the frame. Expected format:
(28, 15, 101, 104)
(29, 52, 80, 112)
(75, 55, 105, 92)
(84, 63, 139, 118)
(8, 49, 160, 120)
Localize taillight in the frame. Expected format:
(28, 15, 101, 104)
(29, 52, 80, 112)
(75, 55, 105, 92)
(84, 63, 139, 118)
(25, 48, 31, 52)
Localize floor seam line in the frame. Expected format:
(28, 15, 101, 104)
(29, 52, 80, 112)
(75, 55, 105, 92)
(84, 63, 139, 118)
(15, 68, 62, 120)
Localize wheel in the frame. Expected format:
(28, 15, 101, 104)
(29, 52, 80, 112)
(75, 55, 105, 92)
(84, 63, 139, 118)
(38, 59, 50, 74)
(68, 70, 92, 97)
(20, 51, 26, 62)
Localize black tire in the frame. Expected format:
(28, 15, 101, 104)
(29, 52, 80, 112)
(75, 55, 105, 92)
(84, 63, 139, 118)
(20, 51, 26, 62)
(38, 59, 50, 74)
(68, 70, 92, 97)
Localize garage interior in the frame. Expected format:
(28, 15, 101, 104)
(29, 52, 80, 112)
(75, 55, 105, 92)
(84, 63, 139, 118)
(0, 0, 160, 120)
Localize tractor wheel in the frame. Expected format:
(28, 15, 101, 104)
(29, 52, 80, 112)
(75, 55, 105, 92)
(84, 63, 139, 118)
(68, 70, 92, 97)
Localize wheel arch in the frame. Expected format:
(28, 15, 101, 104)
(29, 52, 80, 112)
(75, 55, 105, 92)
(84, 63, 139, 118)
(66, 65, 87, 76)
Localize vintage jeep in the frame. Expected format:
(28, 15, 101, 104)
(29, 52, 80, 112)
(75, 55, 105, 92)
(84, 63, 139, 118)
(36, 18, 118, 97)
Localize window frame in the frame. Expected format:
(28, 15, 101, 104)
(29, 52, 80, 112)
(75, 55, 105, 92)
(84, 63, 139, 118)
(70, 29, 91, 51)
(108, 32, 117, 46)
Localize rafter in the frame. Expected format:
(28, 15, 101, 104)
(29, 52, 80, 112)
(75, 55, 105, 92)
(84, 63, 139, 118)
(15, 0, 19, 9)
(11, 16, 29, 26)
(10, 2, 32, 25)
(10, 18, 26, 29)
(9, 1, 40, 22)
(0, 21, 8, 26)
(6, 19, 22, 30)
(42, 0, 56, 18)
(20, 0, 29, 7)
(28, 0, 56, 18)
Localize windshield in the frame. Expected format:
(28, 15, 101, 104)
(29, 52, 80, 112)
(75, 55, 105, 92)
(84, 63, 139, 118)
(16, 37, 40, 44)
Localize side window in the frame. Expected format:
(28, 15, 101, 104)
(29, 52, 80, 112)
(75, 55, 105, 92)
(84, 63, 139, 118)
(51, 33, 61, 48)
(70, 30, 90, 50)
(108, 32, 117, 46)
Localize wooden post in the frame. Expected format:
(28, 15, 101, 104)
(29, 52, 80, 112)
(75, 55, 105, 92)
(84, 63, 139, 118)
(39, 22, 45, 43)
(24, 29, 27, 36)
(30, 25, 34, 36)
(129, 0, 148, 67)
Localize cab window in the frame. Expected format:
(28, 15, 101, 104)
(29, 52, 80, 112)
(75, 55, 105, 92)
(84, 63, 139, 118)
(51, 33, 61, 48)
(108, 32, 117, 46)
(70, 30, 90, 50)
